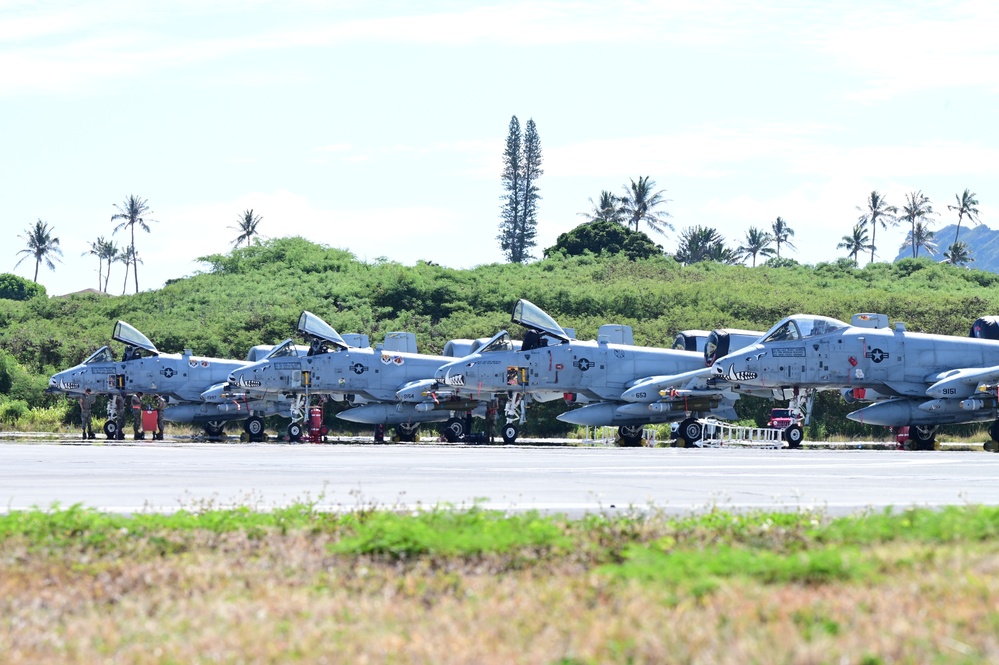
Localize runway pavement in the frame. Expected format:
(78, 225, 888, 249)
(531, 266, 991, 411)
(2, 439, 998, 516)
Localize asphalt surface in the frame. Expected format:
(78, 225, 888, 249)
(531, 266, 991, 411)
(2, 438, 998, 516)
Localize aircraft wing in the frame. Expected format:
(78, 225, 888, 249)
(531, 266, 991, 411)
(620, 366, 717, 402)
(925, 365, 999, 399)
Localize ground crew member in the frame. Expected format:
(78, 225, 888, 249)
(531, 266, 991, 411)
(113, 393, 126, 440)
(154, 394, 166, 440)
(131, 392, 144, 439)
(78, 388, 95, 440)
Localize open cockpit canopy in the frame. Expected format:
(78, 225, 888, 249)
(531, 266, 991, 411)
(113, 321, 158, 354)
(511, 299, 570, 343)
(761, 315, 848, 343)
(297, 311, 349, 351)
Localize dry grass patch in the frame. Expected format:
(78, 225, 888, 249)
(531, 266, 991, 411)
(1, 505, 999, 664)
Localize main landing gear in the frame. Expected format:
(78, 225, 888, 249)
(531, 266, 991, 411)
(617, 425, 643, 447)
(244, 416, 266, 442)
(395, 422, 419, 443)
(677, 417, 702, 448)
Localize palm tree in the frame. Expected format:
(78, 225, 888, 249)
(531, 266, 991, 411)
(899, 220, 938, 259)
(900, 191, 935, 259)
(230, 209, 264, 247)
(578, 191, 624, 225)
(943, 241, 974, 267)
(15, 219, 63, 283)
(946, 188, 980, 248)
(837, 223, 872, 265)
(111, 195, 157, 293)
(675, 226, 730, 265)
(770, 217, 797, 259)
(99, 239, 119, 293)
(117, 246, 142, 295)
(856, 191, 897, 263)
(83, 238, 105, 291)
(619, 176, 673, 235)
(737, 226, 775, 267)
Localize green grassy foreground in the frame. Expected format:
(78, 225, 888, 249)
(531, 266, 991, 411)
(2, 504, 998, 663)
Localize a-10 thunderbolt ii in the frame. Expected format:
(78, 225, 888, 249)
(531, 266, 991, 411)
(433, 299, 760, 446)
(48, 321, 302, 439)
(225, 311, 491, 442)
(625, 312, 999, 450)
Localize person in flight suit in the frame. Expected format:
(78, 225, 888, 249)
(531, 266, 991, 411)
(131, 392, 145, 440)
(113, 393, 126, 440)
(78, 388, 96, 440)
(154, 394, 166, 440)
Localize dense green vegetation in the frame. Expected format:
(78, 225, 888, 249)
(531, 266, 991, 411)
(3, 236, 999, 437)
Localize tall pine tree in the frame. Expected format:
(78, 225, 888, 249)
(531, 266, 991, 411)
(498, 116, 542, 263)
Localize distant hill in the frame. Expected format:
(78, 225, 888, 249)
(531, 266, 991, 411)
(893, 223, 999, 271)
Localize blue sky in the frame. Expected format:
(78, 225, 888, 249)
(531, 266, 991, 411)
(3, 0, 997, 296)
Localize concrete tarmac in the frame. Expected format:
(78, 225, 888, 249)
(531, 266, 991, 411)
(2, 440, 998, 515)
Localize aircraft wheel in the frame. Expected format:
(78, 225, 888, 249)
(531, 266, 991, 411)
(443, 417, 465, 443)
(205, 422, 226, 439)
(989, 421, 999, 445)
(501, 423, 518, 444)
(678, 418, 702, 448)
(103, 420, 117, 440)
(783, 424, 804, 449)
(287, 422, 303, 443)
(244, 416, 265, 442)
(909, 425, 936, 451)
(396, 423, 419, 443)
(618, 425, 643, 447)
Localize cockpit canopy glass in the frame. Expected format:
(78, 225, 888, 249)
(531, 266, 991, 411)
(511, 299, 570, 342)
(266, 339, 300, 359)
(480, 331, 514, 354)
(762, 315, 848, 343)
(112, 321, 158, 354)
(84, 346, 114, 364)
(297, 311, 349, 350)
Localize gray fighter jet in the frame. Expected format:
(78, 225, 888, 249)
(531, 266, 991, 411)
(433, 299, 759, 446)
(225, 311, 489, 442)
(48, 321, 300, 439)
(629, 312, 999, 450)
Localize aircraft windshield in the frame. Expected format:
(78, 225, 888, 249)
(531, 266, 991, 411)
(112, 321, 158, 354)
(480, 331, 514, 354)
(84, 346, 114, 364)
(297, 311, 348, 349)
(762, 315, 848, 343)
(511, 299, 570, 341)
(266, 339, 300, 359)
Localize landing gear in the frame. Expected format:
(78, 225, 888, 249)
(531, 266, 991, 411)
(244, 416, 266, 442)
(204, 421, 225, 439)
(617, 425, 643, 447)
(988, 422, 999, 452)
(396, 423, 419, 443)
(677, 417, 702, 448)
(783, 424, 804, 449)
(908, 425, 936, 451)
(103, 420, 117, 440)
(287, 422, 303, 443)
(501, 423, 519, 444)
(443, 417, 465, 443)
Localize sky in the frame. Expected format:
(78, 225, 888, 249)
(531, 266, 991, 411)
(2, 0, 998, 296)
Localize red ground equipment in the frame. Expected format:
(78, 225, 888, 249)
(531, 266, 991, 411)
(306, 406, 328, 443)
(141, 409, 158, 435)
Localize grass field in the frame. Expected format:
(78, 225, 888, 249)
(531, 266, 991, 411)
(2, 503, 998, 664)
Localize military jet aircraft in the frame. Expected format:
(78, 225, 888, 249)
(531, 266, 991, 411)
(633, 312, 999, 450)
(48, 321, 301, 440)
(225, 311, 489, 442)
(433, 299, 759, 446)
